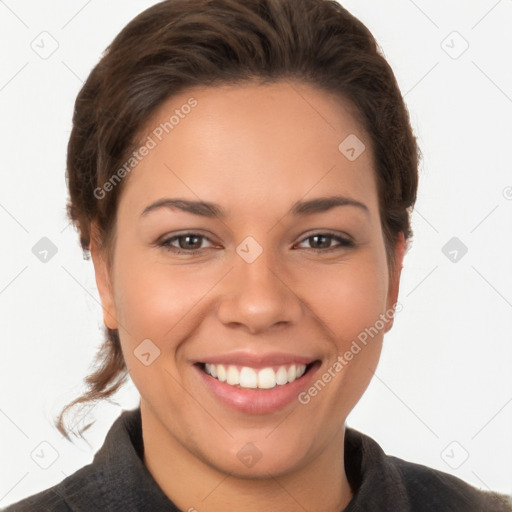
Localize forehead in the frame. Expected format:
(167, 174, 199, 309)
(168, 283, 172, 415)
(120, 81, 378, 217)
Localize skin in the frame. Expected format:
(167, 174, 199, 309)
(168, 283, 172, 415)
(91, 80, 406, 512)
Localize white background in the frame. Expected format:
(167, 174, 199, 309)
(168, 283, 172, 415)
(1, 0, 511, 507)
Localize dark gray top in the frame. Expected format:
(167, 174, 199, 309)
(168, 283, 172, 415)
(4, 408, 511, 511)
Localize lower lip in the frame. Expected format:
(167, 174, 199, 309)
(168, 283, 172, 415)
(194, 362, 321, 414)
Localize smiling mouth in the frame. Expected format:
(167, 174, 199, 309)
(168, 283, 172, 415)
(196, 361, 319, 390)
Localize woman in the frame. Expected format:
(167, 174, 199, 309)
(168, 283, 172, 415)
(5, 0, 511, 510)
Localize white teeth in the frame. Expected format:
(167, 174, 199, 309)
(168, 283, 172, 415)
(239, 367, 258, 388)
(203, 363, 308, 389)
(257, 367, 277, 389)
(216, 364, 226, 382)
(287, 365, 297, 382)
(276, 366, 288, 385)
(226, 365, 240, 385)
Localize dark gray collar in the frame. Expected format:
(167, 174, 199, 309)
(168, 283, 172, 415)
(58, 407, 179, 511)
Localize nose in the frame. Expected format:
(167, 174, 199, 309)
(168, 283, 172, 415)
(216, 253, 304, 334)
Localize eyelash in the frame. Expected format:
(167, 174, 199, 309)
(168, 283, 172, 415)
(158, 232, 354, 255)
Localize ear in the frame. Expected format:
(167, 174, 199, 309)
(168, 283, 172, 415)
(384, 231, 407, 333)
(90, 221, 118, 330)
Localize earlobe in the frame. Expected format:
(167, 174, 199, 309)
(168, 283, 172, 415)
(385, 232, 407, 333)
(89, 221, 118, 330)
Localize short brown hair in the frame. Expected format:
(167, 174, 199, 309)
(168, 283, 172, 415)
(59, 0, 419, 436)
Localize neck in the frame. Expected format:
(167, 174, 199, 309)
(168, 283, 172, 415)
(140, 401, 354, 512)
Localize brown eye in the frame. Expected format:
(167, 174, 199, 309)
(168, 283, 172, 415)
(296, 232, 354, 251)
(159, 233, 215, 253)
(177, 234, 203, 250)
(307, 234, 332, 249)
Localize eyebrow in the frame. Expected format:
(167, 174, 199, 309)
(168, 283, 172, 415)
(140, 195, 369, 219)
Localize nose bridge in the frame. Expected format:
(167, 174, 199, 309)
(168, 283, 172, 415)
(216, 245, 303, 333)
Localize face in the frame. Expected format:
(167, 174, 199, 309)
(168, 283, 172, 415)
(92, 80, 404, 478)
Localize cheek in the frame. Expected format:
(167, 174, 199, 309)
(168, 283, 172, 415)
(301, 254, 389, 342)
(299, 255, 389, 411)
(111, 255, 221, 406)
(112, 251, 222, 344)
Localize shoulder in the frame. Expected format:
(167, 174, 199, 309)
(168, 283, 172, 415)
(2, 462, 104, 512)
(344, 427, 512, 511)
(388, 453, 512, 511)
(2, 408, 178, 512)
(1, 467, 93, 511)
(2, 488, 70, 512)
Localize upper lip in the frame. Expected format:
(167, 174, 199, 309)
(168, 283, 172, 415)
(194, 351, 318, 368)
